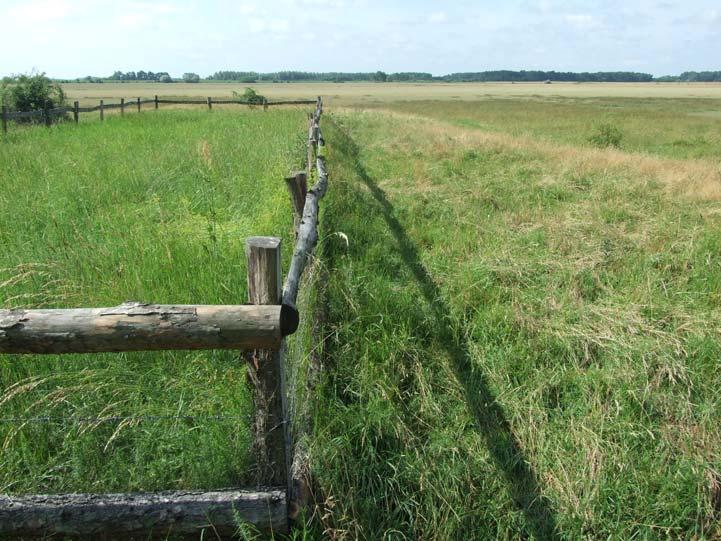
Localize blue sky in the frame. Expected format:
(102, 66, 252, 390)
(1, 0, 719, 78)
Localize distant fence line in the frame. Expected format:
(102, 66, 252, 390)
(0, 97, 327, 537)
(1, 96, 317, 133)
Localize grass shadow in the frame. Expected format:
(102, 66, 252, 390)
(328, 116, 560, 540)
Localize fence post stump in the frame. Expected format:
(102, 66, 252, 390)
(245, 237, 290, 507)
(154, 95, 159, 110)
(284, 171, 307, 232)
(73, 101, 79, 124)
(99, 100, 104, 122)
(137, 97, 141, 113)
(1, 105, 7, 135)
(207, 97, 212, 110)
(120, 98, 125, 116)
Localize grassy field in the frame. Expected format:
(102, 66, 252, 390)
(377, 97, 721, 161)
(61, 81, 721, 108)
(306, 98, 721, 539)
(0, 108, 306, 494)
(4, 84, 721, 539)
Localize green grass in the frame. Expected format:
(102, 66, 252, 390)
(377, 97, 721, 160)
(0, 109, 306, 494)
(3, 94, 721, 540)
(307, 106, 721, 539)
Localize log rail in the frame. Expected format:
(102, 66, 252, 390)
(0, 302, 298, 354)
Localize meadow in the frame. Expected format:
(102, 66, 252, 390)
(0, 108, 306, 493)
(2, 83, 721, 539)
(61, 80, 721, 108)
(308, 96, 721, 539)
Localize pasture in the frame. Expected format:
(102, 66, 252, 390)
(61, 80, 721, 108)
(311, 94, 721, 539)
(0, 108, 306, 494)
(2, 83, 721, 538)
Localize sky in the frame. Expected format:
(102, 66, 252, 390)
(1, 0, 719, 78)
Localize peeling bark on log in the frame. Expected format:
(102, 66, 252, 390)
(0, 488, 287, 537)
(0, 302, 299, 354)
(283, 156, 328, 308)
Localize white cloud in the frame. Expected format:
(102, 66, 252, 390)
(118, 13, 151, 27)
(271, 19, 290, 32)
(116, 3, 181, 28)
(249, 17, 267, 32)
(237, 3, 258, 15)
(7, 0, 72, 21)
(428, 11, 447, 24)
(564, 14, 597, 27)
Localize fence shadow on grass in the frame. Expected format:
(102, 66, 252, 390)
(328, 117, 560, 540)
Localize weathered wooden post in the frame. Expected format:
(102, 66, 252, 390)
(44, 101, 51, 128)
(307, 116, 314, 174)
(120, 98, 125, 116)
(137, 97, 141, 113)
(73, 101, 79, 124)
(207, 96, 212, 110)
(154, 94, 159, 110)
(284, 171, 307, 232)
(99, 100, 104, 122)
(263, 98, 268, 111)
(245, 237, 290, 503)
(1, 105, 7, 135)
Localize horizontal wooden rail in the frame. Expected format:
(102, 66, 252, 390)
(0, 488, 287, 537)
(156, 99, 208, 105)
(6, 109, 44, 120)
(0, 302, 299, 354)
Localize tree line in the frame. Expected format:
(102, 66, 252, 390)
(11, 69, 721, 85)
(656, 71, 721, 82)
(205, 70, 721, 83)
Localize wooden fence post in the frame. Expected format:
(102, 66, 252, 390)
(1, 105, 7, 135)
(245, 237, 290, 502)
(137, 97, 141, 113)
(120, 98, 125, 116)
(207, 97, 212, 110)
(44, 101, 51, 128)
(307, 116, 314, 174)
(284, 171, 307, 231)
(154, 95, 159, 110)
(73, 101, 79, 124)
(99, 100, 104, 122)
(263, 98, 268, 111)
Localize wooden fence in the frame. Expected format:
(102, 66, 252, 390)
(1, 96, 317, 133)
(0, 97, 327, 537)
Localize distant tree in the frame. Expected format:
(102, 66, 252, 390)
(373, 71, 388, 82)
(3, 72, 66, 122)
(233, 87, 265, 104)
(182, 72, 201, 83)
(158, 74, 173, 83)
(0, 77, 10, 107)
